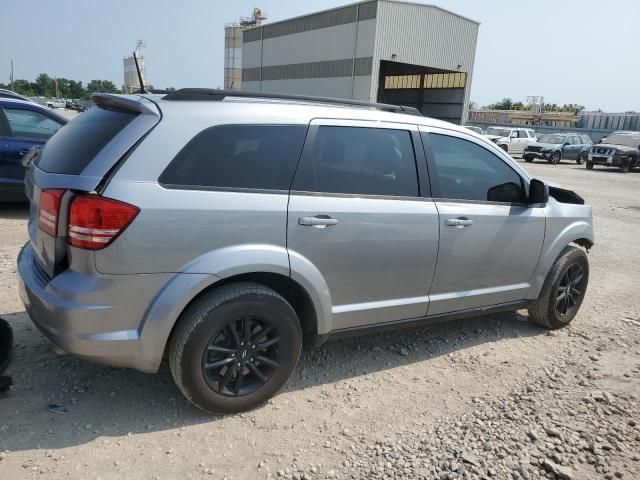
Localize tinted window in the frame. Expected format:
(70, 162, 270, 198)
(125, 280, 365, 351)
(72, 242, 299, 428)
(159, 125, 307, 190)
(37, 106, 138, 175)
(3, 108, 63, 140)
(425, 133, 523, 203)
(518, 130, 529, 138)
(294, 126, 419, 197)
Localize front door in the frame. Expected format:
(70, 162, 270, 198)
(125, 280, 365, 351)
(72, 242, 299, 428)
(287, 120, 439, 330)
(420, 127, 545, 315)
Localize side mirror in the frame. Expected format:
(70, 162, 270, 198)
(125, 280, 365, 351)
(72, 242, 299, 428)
(529, 179, 549, 204)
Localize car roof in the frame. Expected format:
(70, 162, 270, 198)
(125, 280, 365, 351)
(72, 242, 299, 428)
(148, 93, 464, 132)
(0, 88, 31, 102)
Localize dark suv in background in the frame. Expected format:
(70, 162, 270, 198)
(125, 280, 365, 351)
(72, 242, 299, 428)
(588, 131, 640, 173)
(523, 133, 592, 165)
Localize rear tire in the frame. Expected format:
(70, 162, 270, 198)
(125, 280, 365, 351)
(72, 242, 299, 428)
(528, 246, 589, 329)
(169, 283, 302, 414)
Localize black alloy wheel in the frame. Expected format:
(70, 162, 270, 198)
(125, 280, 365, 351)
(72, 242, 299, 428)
(550, 151, 562, 164)
(555, 264, 585, 320)
(202, 316, 280, 397)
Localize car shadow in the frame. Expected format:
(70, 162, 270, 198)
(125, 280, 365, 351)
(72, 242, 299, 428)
(0, 201, 29, 219)
(0, 309, 545, 453)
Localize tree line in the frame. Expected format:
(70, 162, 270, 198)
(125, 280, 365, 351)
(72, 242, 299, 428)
(479, 98, 585, 113)
(1, 73, 119, 100)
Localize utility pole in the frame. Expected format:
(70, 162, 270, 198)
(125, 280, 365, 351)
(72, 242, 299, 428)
(9, 59, 14, 89)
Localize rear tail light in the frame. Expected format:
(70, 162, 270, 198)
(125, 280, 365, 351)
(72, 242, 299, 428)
(38, 189, 65, 236)
(68, 195, 139, 250)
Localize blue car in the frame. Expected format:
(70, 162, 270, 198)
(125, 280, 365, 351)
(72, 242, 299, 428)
(0, 98, 67, 200)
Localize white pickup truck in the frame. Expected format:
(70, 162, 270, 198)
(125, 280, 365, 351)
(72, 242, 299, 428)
(484, 126, 537, 155)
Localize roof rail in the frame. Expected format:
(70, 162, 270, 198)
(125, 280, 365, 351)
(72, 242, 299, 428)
(162, 88, 422, 116)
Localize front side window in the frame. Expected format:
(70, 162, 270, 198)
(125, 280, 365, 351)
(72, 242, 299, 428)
(518, 130, 529, 138)
(424, 133, 524, 203)
(159, 125, 307, 190)
(293, 126, 419, 197)
(3, 107, 63, 140)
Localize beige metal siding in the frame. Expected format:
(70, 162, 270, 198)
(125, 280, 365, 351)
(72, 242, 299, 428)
(372, 0, 479, 121)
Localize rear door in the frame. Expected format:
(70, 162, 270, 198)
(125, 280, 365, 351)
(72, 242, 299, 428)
(26, 95, 160, 277)
(563, 136, 578, 159)
(420, 127, 545, 315)
(287, 119, 438, 330)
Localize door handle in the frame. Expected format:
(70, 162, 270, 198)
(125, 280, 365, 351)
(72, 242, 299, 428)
(299, 216, 339, 227)
(445, 218, 473, 228)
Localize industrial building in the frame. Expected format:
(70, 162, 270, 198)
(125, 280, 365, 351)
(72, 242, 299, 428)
(122, 40, 146, 94)
(224, 9, 267, 90)
(239, 1, 479, 124)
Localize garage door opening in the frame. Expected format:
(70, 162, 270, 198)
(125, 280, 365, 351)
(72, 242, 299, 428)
(377, 60, 467, 124)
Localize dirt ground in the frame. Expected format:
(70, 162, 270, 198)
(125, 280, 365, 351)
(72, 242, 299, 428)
(0, 159, 638, 480)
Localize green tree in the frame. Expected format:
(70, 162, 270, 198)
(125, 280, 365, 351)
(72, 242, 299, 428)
(9, 79, 35, 96)
(33, 73, 54, 96)
(86, 79, 119, 95)
(485, 98, 514, 110)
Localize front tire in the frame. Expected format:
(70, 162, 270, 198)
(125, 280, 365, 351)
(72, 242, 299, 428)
(586, 161, 594, 170)
(524, 154, 534, 163)
(528, 246, 589, 329)
(577, 152, 587, 165)
(169, 283, 302, 414)
(549, 151, 562, 164)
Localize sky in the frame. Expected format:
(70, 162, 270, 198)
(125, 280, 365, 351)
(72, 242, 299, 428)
(1, 0, 638, 111)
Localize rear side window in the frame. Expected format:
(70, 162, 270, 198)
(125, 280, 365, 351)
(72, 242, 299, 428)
(293, 126, 419, 197)
(159, 125, 307, 191)
(37, 106, 138, 175)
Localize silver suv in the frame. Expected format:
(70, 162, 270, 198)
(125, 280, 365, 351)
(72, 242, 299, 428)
(18, 90, 594, 413)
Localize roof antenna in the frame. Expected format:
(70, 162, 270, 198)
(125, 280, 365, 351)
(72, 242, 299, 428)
(133, 47, 146, 94)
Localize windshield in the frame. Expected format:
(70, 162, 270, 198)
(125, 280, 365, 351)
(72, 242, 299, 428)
(601, 134, 640, 148)
(538, 134, 566, 144)
(485, 127, 510, 137)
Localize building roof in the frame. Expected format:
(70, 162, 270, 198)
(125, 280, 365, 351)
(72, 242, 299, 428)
(243, 0, 480, 35)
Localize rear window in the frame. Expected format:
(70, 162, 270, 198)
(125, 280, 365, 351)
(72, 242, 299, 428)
(159, 125, 307, 191)
(37, 106, 138, 175)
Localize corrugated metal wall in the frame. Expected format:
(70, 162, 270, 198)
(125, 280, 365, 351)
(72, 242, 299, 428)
(373, 0, 479, 122)
(577, 112, 640, 131)
(241, 1, 377, 101)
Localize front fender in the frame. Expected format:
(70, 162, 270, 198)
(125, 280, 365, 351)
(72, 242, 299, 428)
(528, 215, 594, 299)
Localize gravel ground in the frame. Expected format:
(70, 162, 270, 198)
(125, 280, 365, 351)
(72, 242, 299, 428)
(0, 160, 639, 480)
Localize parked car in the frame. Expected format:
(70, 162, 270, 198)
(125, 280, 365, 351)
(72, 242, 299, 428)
(18, 90, 594, 414)
(484, 126, 536, 155)
(0, 98, 67, 200)
(523, 133, 592, 165)
(0, 88, 31, 102)
(464, 125, 483, 135)
(46, 99, 66, 109)
(587, 131, 640, 173)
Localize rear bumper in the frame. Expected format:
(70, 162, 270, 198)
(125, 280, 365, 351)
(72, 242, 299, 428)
(17, 242, 169, 373)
